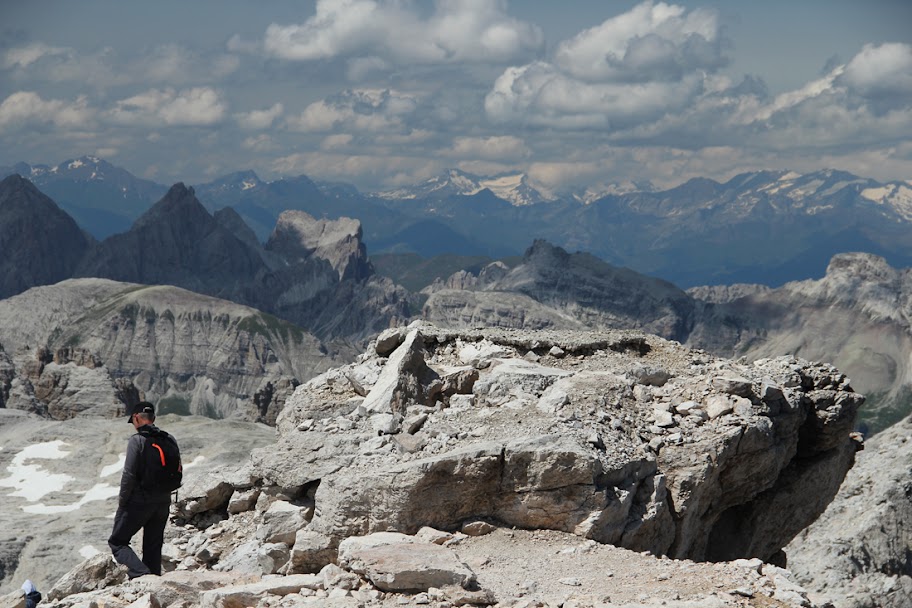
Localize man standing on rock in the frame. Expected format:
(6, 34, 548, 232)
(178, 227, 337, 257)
(108, 401, 182, 578)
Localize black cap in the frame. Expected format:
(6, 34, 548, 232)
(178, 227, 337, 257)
(125, 401, 155, 423)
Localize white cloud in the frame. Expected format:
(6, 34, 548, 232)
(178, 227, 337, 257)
(486, 60, 704, 129)
(0, 91, 94, 132)
(5, 43, 239, 86)
(554, 1, 723, 82)
(2, 42, 69, 69)
(321, 133, 354, 149)
(288, 89, 417, 132)
(262, 0, 542, 67)
(235, 103, 284, 129)
(107, 87, 227, 127)
(484, 1, 722, 130)
(445, 135, 529, 161)
(839, 42, 912, 99)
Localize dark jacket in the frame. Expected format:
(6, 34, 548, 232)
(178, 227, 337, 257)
(118, 424, 174, 508)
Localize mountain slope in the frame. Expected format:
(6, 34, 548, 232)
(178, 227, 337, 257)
(0, 175, 93, 299)
(424, 240, 696, 342)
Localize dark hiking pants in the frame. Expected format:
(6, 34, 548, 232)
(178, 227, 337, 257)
(108, 500, 170, 578)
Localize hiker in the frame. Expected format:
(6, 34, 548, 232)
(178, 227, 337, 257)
(108, 401, 182, 579)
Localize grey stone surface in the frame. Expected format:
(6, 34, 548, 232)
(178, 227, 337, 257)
(337, 532, 475, 592)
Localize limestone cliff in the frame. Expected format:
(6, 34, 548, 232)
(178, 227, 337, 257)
(0, 279, 336, 421)
(267, 210, 373, 281)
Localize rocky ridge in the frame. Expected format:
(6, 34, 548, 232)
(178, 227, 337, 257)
(9, 322, 863, 608)
(423, 244, 912, 432)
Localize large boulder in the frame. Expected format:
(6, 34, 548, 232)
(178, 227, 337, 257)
(217, 324, 862, 572)
(337, 532, 476, 592)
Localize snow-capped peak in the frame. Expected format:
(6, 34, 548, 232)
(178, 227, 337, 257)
(375, 169, 553, 205)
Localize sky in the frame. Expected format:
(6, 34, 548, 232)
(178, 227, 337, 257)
(1, 0, 911, 192)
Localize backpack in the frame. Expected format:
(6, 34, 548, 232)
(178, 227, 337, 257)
(138, 428, 182, 493)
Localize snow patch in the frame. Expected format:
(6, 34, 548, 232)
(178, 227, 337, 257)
(23, 482, 119, 514)
(861, 185, 894, 204)
(818, 180, 863, 197)
(241, 179, 257, 190)
(787, 179, 824, 200)
(780, 171, 801, 181)
(182, 455, 206, 469)
(0, 441, 73, 501)
(100, 454, 125, 478)
(68, 159, 84, 170)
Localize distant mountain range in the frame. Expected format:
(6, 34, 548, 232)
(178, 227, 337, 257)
(375, 168, 656, 205)
(3, 157, 911, 287)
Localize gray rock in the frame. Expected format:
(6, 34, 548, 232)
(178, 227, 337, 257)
(374, 327, 407, 357)
(460, 521, 496, 536)
(198, 573, 323, 608)
(787, 415, 909, 608)
(362, 329, 439, 414)
(337, 533, 476, 592)
(228, 488, 260, 515)
(704, 395, 733, 419)
(319, 563, 361, 591)
(711, 376, 753, 397)
(47, 554, 127, 601)
(257, 543, 290, 575)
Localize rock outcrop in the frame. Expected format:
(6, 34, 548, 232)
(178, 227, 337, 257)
(692, 252, 912, 433)
(0, 279, 334, 420)
(267, 210, 373, 281)
(162, 323, 862, 577)
(0, 175, 93, 299)
(787, 414, 912, 608)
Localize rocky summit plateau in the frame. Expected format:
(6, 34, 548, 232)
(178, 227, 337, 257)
(6, 321, 866, 608)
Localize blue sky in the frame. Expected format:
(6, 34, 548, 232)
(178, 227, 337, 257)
(1, 0, 910, 191)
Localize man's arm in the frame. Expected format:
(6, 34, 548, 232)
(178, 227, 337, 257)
(118, 434, 143, 508)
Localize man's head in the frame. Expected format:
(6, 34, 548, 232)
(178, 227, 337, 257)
(125, 401, 155, 428)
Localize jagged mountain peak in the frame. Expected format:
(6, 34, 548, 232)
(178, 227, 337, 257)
(0, 172, 33, 193)
(132, 182, 208, 229)
(0, 174, 62, 213)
